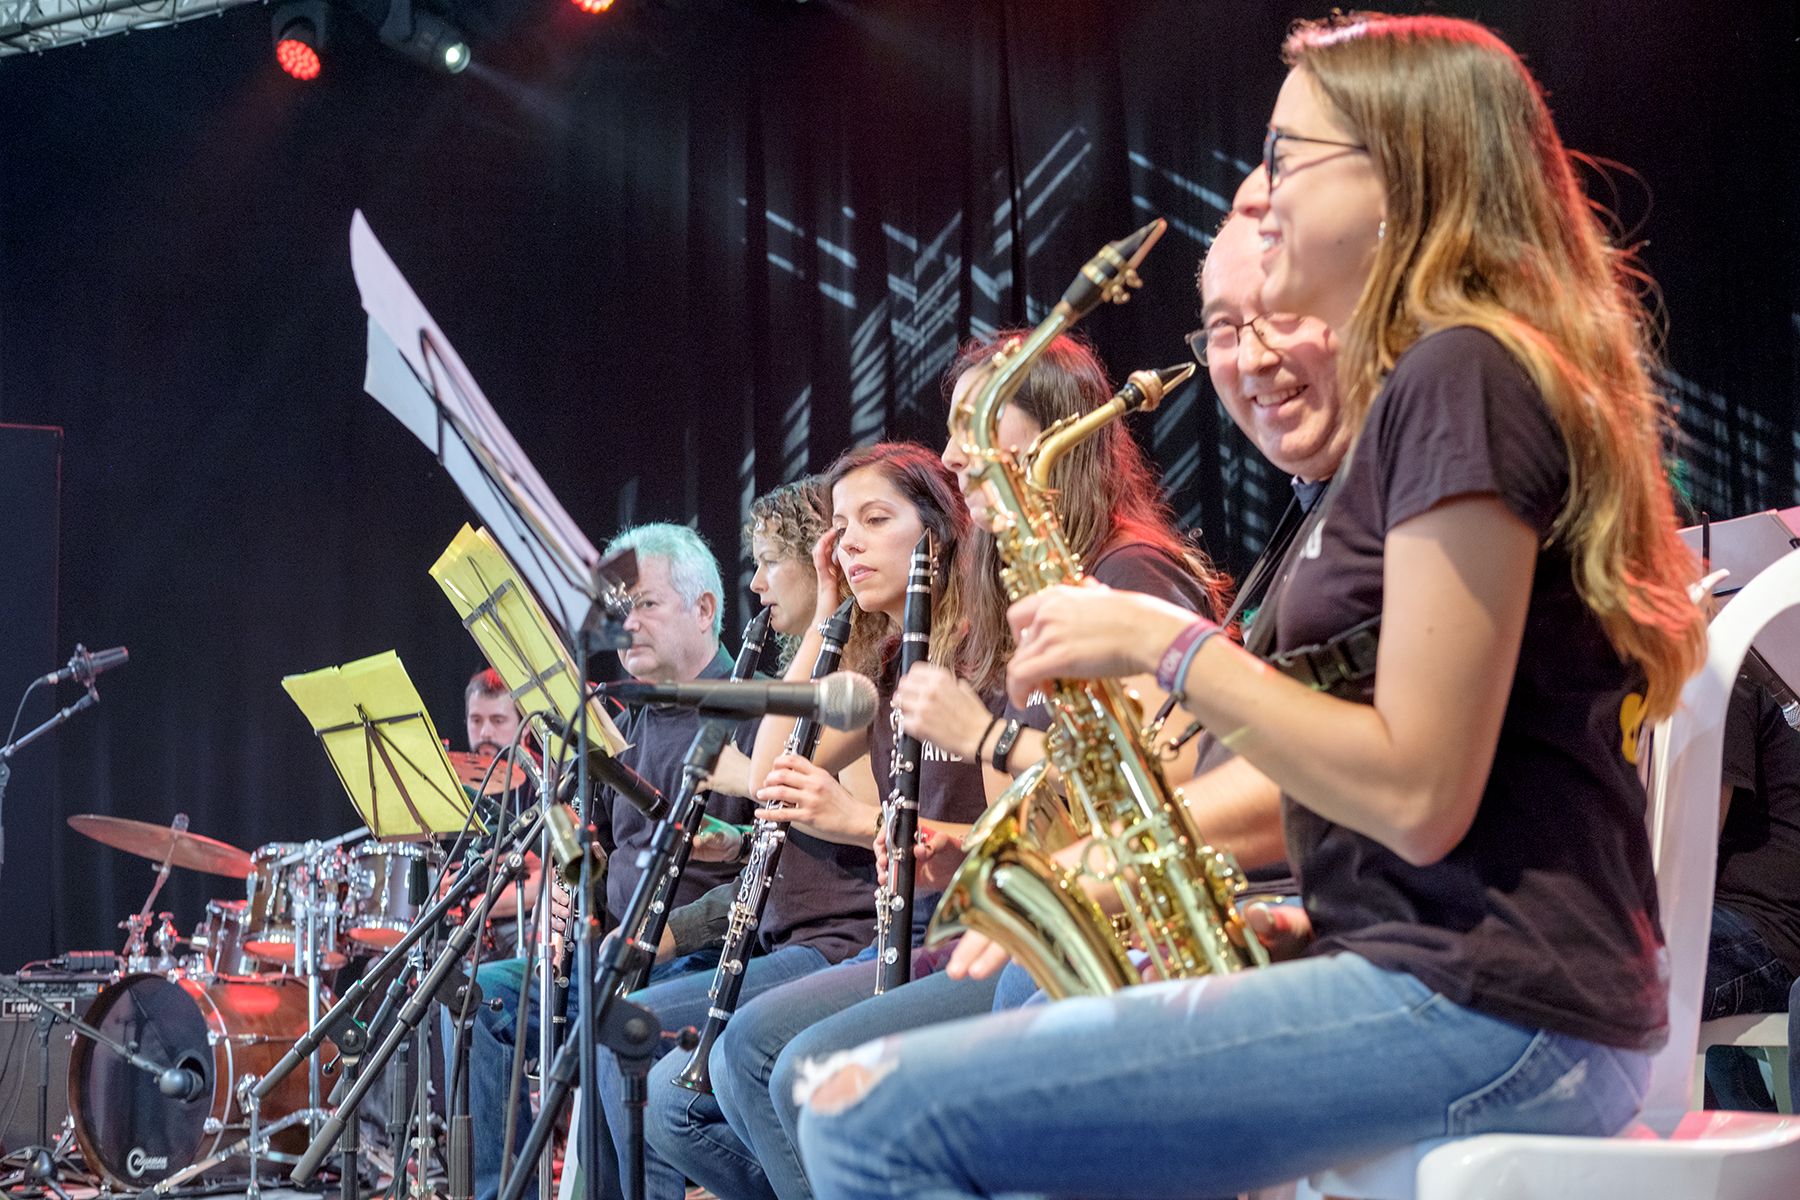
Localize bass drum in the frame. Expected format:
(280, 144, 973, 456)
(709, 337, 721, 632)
(67, 973, 330, 1189)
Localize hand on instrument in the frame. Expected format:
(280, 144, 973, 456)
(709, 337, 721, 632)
(1005, 584, 1196, 708)
(1242, 900, 1314, 962)
(655, 922, 676, 964)
(874, 821, 962, 892)
(701, 743, 755, 798)
(756, 752, 878, 841)
(944, 930, 1013, 981)
(812, 527, 848, 623)
(548, 882, 571, 937)
(689, 814, 749, 864)
(893, 663, 994, 761)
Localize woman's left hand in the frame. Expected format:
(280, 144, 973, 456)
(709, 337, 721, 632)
(756, 752, 880, 841)
(1005, 584, 1196, 708)
(892, 663, 995, 761)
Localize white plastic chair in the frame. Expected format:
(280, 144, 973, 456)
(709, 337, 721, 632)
(1302, 549, 1800, 1200)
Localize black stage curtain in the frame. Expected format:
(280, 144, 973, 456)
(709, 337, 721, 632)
(0, 0, 1794, 963)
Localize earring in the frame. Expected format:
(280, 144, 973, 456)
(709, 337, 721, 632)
(1377, 219, 1387, 242)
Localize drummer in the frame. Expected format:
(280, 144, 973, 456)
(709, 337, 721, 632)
(461, 668, 543, 959)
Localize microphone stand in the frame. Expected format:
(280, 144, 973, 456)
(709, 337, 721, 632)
(498, 718, 732, 1200)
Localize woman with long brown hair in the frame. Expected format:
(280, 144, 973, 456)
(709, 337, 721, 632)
(648, 336, 1232, 1200)
(796, 14, 1706, 1199)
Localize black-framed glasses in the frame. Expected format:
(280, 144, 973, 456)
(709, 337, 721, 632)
(1263, 127, 1368, 188)
(1184, 312, 1307, 367)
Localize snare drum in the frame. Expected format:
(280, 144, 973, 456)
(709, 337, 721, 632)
(67, 973, 331, 1189)
(345, 842, 434, 949)
(243, 843, 347, 969)
(192, 899, 265, 979)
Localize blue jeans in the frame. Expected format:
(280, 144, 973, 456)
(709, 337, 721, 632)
(646, 941, 994, 1200)
(1702, 903, 1798, 1110)
(797, 952, 1652, 1200)
(455, 947, 721, 1200)
(596, 942, 828, 1200)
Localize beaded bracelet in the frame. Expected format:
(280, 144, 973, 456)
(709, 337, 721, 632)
(1155, 618, 1223, 696)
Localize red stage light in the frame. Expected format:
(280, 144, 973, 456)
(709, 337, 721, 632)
(571, 0, 615, 13)
(276, 31, 321, 80)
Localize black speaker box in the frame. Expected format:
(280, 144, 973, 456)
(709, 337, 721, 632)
(0, 976, 103, 1155)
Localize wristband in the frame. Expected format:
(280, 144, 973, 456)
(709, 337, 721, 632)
(973, 715, 1002, 764)
(1155, 618, 1221, 695)
(990, 719, 1022, 773)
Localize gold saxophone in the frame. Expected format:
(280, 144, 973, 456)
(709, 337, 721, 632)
(924, 218, 1268, 998)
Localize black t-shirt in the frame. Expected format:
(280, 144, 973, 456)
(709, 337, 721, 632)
(1272, 327, 1667, 1051)
(755, 805, 880, 963)
(599, 648, 759, 923)
(1716, 674, 1800, 976)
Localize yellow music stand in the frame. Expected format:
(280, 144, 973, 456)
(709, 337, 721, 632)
(283, 650, 477, 840)
(430, 524, 626, 763)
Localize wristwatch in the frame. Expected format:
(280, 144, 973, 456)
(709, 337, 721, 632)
(990, 719, 1022, 773)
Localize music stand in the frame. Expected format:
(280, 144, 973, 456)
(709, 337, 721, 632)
(283, 650, 477, 842)
(348, 211, 635, 1200)
(431, 523, 627, 764)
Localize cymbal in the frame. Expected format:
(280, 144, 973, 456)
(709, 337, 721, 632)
(446, 750, 528, 795)
(67, 814, 253, 879)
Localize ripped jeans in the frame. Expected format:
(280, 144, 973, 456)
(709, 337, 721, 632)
(797, 952, 1652, 1200)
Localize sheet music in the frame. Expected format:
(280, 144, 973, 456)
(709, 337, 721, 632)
(351, 210, 599, 640)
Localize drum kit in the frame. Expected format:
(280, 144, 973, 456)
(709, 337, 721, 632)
(44, 810, 469, 1194)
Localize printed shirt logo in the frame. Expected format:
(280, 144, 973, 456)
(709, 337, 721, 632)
(1301, 519, 1325, 560)
(1619, 692, 1647, 765)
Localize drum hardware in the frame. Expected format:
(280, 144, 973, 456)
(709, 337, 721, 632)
(107, 814, 196, 974)
(242, 842, 350, 971)
(288, 809, 546, 1190)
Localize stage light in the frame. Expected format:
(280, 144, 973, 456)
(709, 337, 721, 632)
(379, 0, 470, 74)
(271, 0, 329, 80)
(570, 0, 615, 12)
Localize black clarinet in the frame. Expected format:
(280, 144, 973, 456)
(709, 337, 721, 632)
(873, 534, 933, 994)
(672, 597, 856, 1093)
(619, 605, 773, 988)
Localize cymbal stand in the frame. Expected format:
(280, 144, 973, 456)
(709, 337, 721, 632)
(119, 813, 188, 971)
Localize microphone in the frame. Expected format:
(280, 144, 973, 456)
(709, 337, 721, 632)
(589, 753, 669, 822)
(597, 672, 878, 731)
(158, 1064, 206, 1102)
(40, 644, 129, 687)
(536, 710, 670, 820)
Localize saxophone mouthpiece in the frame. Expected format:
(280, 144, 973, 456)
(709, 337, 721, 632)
(1113, 218, 1167, 275)
(1058, 217, 1169, 319)
(1117, 362, 1197, 414)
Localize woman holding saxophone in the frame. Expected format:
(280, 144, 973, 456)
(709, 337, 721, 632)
(652, 335, 1232, 1200)
(797, 14, 1706, 1200)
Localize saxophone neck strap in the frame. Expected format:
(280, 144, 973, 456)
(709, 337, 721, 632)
(1265, 616, 1381, 699)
